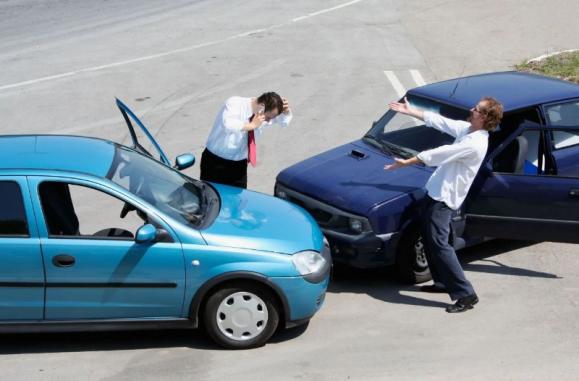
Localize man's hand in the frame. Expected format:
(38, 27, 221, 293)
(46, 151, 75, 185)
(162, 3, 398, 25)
(384, 156, 422, 170)
(388, 97, 424, 120)
(248, 113, 265, 130)
(384, 157, 408, 171)
(282, 98, 291, 114)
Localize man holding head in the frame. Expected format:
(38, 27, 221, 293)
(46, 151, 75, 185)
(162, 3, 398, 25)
(201, 92, 292, 189)
(385, 96, 503, 313)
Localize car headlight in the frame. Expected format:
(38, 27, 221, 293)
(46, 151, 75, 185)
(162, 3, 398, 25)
(292, 250, 327, 276)
(349, 218, 364, 233)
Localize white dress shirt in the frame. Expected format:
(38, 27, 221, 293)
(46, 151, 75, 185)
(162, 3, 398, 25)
(417, 111, 489, 210)
(205, 96, 293, 161)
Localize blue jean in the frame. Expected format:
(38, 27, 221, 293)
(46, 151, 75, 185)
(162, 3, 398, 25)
(421, 196, 475, 300)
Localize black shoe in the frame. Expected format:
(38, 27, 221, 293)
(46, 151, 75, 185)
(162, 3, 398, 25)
(419, 284, 447, 293)
(446, 294, 479, 313)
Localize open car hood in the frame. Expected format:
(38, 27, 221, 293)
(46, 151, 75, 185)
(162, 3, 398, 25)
(116, 98, 171, 166)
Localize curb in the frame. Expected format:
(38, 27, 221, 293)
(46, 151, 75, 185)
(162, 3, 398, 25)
(527, 49, 578, 63)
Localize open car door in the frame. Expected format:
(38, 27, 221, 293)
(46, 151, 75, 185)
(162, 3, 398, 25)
(464, 101, 579, 244)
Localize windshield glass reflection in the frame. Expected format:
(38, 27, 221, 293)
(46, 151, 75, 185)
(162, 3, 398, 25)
(107, 146, 205, 227)
(366, 95, 469, 157)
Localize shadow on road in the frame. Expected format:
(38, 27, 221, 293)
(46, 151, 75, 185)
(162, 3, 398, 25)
(0, 323, 309, 354)
(0, 329, 216, 354)
(328, 239, 560, 307)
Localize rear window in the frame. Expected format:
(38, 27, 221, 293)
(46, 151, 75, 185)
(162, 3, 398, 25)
(0, 181, 29, 236)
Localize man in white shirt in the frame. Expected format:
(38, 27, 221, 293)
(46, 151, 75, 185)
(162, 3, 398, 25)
(200, 92, 292, 188)
(385, 96, 503, 313)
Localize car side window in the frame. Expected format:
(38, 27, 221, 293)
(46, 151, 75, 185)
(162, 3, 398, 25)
(0, 181, 29, 237)
(545, 100, 579, 127)
(547, 129, 579, 178)
(39, 182, 148, 240)
(493, 130, 543, 175)
(491, 109, 545, 175)
(543, 100, 579, 178)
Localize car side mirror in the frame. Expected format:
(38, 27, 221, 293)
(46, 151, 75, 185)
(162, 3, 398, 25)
(174, 153, 195, 170)
(135, 224, 157, 243)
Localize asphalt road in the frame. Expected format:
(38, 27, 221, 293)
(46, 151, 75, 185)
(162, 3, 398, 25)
(1, 1, 579, 380)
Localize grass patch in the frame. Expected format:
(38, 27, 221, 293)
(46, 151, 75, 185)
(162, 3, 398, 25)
(515, 50, 579, 84)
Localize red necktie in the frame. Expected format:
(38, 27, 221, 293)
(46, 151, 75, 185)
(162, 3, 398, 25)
(248, 115, 257, 166)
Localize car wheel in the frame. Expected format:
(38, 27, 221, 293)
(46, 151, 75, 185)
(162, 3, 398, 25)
(395, 228, 432, 284)
(203, 283, 280, 349)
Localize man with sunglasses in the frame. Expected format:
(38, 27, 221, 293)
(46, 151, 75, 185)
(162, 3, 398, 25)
(385, 96, 503, 313)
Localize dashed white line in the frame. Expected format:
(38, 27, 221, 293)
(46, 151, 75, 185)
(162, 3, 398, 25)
(383, 70, 406, 99)
(409, 69, 426, 87)
(0, 0, 365, 92)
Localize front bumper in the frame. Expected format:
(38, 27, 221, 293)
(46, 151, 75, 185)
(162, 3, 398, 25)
(275, 183, 401, 269)
(270, 273, 329, 328)
(323, 229, 401, 269)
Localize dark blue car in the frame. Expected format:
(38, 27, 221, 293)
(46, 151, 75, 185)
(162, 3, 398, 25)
(275, 71, 579, 283)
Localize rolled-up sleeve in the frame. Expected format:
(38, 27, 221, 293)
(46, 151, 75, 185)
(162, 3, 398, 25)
(417, 138, 476, 167)
(424, 111, 470, 138)
(274, 110, 293, 128)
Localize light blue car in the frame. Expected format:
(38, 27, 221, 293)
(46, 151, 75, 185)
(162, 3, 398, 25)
(0, 99, 330, 349)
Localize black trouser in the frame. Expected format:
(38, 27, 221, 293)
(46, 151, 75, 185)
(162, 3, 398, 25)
(200, 148, 248, 189)
(421, 195, 475, 300)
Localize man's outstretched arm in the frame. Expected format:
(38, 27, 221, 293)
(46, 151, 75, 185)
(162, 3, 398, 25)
(384, 156, 423, 171)
(388, 97, 424, 121)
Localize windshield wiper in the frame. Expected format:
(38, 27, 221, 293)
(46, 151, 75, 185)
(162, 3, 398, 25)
(382, 141, 414, 158)
(362, 135, 395, 155)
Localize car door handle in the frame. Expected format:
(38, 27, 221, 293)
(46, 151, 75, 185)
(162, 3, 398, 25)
(569, 189, 579, 198)
(52, 254, 76, 267)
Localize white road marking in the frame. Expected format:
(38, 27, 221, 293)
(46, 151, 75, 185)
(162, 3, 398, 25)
(383, 70, 406, 99)
(0, 0, 365, 92)
(409, 69, 426, 87)
(292, 0, 364, 22)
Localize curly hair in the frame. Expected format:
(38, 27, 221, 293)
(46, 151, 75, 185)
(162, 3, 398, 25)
(479, 97, 504, 131)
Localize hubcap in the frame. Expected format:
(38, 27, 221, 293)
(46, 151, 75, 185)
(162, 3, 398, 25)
(414, 236, 428, 269)
(216, 291, 268, 341)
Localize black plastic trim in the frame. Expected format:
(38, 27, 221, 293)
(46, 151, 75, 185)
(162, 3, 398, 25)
(0, 318, 193, 334)
(46, 282, 177, 288)
(0, 282, 44, 287)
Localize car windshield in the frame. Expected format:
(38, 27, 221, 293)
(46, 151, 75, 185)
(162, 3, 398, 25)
(364, 95, 470, 158)
(107, 146, 209, 227)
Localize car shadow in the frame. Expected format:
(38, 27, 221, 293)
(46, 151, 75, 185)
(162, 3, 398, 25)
(0, 329, 215, 354)
(327, 239, 560, 307)
(329, 266, 449, 308)
(0, 323, 307, 354)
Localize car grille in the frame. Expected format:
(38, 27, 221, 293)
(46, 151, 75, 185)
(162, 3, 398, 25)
(284, 193, 347, 229)
(275, 184, 372, 234)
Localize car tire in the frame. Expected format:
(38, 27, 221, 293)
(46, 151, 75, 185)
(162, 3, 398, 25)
(203, 283, 280, 349)
(395, 228, 432, 284)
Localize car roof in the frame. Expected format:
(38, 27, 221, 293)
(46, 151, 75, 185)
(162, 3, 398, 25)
(0, 135, 116, 177)
(408, 71, 579, 112)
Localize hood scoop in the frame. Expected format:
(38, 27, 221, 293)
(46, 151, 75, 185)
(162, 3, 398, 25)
(349, 149, 368, 160)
